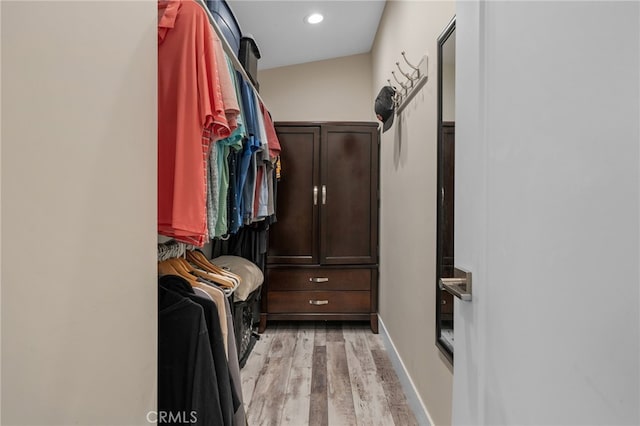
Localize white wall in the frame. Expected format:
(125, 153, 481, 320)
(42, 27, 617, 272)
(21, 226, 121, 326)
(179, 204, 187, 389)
(371, 2, 455, 425)
(258, 53, 374, 121)
(1, 1, 157, 424)
(453, 1, 640, 425)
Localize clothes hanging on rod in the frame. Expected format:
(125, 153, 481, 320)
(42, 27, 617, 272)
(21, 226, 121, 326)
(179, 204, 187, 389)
(158, 274, 240, 426)
(158, 0, 230, 246)
(158, 256, 239, 352)
(194, 283, 250, 426)
(158, 0, 281, 247)
(257, 103, 282, 220)
(157, 248, 248, 425)
(221, 296, 246, 426)
(157, 1, 273, 423)
(195, 0, 266, 106)
(158, 283, 224, 426)
(211, 57, 246, 239)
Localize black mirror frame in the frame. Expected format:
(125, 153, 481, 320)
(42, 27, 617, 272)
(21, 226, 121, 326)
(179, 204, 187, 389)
(435, 15, 456, 364)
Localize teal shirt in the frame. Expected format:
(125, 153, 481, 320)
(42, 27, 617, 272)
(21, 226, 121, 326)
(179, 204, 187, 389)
(214, 57, 246, 237)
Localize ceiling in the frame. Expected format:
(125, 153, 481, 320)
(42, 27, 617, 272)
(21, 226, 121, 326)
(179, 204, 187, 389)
(227, 0, 387, 70)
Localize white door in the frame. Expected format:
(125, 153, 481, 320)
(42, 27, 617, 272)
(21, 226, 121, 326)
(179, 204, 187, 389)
(453, 1, 640, 424)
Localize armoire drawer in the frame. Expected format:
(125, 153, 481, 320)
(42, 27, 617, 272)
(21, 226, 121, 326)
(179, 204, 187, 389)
(268, 291, 370, 313)
(267, 268, 371, 291)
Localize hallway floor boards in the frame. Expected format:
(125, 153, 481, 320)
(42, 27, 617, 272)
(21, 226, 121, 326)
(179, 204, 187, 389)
(241, 321, 419, 426)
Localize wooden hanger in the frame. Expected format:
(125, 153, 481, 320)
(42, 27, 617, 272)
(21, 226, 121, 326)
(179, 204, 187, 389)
(188, 251, 242, 282)
(159, 258, 230, 299)
(193, 268, 236, 289)
(158, 259, 199, 287)
(176, 254, 236, 289)
(186, 251, 241, 288)
(186, 251, 222, 273)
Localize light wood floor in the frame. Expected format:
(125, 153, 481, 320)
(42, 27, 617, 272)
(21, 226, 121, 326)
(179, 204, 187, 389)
(241, 321, 419, 426)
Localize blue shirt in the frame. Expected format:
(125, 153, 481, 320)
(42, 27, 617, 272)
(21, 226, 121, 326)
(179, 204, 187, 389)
(232, 72, 261, 233)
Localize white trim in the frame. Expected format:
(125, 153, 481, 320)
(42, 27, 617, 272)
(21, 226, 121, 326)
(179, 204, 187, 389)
(378, 316, 434, 426)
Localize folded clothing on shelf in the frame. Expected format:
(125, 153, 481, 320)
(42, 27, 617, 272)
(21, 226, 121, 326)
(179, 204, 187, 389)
(211, 255, 264, 302)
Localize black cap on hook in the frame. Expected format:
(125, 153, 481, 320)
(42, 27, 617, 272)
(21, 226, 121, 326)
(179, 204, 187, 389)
(375, 86, 396, 133)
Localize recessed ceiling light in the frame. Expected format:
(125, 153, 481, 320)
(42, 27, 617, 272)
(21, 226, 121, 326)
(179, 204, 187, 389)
(305, 13, 324, 24)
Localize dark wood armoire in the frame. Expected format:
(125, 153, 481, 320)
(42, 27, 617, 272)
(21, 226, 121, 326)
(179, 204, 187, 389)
(259, 121, 380, 333)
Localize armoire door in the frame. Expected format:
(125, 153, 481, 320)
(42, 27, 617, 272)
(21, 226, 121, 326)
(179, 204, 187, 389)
(320, 124, 379, 264)
(267, 126, 320, 264)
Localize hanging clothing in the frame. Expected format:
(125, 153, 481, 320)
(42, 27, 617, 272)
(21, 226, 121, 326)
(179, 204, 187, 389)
(234, 73, 261, 233)
(212, 46, 240, 131)
(227, 149, 241, 236)
(157, 1, 277, 423)
(260, 104, 281, 217)
(159, 275, 239, 426)
(251, 94, 271, 222)
(190, 287, 246, 426)
(261, 103, 282, 160)
(212, 57, 246, 238)
(242, 153, 257, 224)
(206, 143, 220, 241)
(158, 258, 230, 354)
(158, 0, 230, 246)
(158, 285, 224, 425)
(224, 297, 246, 426)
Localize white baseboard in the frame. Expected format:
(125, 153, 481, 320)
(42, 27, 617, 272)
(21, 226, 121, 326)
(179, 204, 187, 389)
(378, 316, 434, 426)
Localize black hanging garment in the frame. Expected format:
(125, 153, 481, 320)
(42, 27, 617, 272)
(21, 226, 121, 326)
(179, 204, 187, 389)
(159, 275, 240, 426)
(157, 285, 223, 425)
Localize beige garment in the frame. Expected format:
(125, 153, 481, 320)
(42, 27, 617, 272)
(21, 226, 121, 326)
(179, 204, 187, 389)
(192, 281, 228, 358)
(212, 255, 264, 302)
(193, 287, 212, 301)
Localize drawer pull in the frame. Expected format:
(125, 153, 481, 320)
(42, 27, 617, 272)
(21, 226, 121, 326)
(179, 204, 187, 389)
(309, 277, 329, 283)
(309, 300, 329, 306)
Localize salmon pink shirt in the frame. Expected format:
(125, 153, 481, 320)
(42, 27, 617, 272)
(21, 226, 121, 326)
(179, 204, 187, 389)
(158, 0, 230, 246)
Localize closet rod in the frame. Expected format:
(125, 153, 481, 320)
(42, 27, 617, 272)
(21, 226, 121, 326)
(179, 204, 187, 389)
(195, 0, 266, 106)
